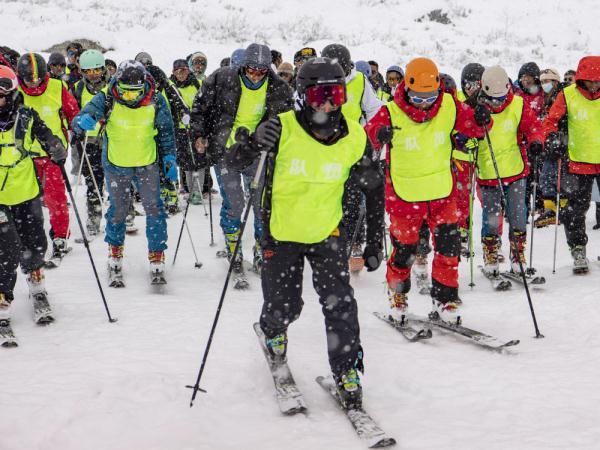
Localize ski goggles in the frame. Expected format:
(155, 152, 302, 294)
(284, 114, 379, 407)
(0, 77, 18, 95)
(408, 93, 438, 105)
(464, 80, 480, 91)
(191, 58, 206, 67)
(305, 84, 346, 107)
(82, 67, 103, 76)
(117, 83, 144, 101)
(481, 93, 507, 105)
(245, 65, 268, 76)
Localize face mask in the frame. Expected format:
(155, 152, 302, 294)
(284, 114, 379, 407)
(526, 84, 540, 95)
(302, 103, 343, 140)
(542, 82, 554, 94)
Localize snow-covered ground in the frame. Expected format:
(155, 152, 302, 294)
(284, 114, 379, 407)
(2, 1, 600, 449)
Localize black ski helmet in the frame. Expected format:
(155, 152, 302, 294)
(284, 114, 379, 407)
(518, 61, 541, 83)
(321, 44, 352, 75)
(48, 52, 66, 67)
(115, 60, 146, 87)
(296, 57, 346, 97)
(440, 73, 457, 94)
(17, 52, 47, 84)
(460, 63, 484, 93)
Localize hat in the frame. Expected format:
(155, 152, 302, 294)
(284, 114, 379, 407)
(135, 52, 153, 66)
(173, 59, 188, 70)
(277, 62, 294, 75)
(48, 52, 66, 67)
(242, 43, 271, 69)
(540, 68, 560, 83)
(293, 47, 317, 63)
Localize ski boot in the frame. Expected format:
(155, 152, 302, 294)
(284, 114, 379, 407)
(0, 293, 16, 347)
(46, 237, 70, 268)
(482, 235, 500, 277)
(0, 293, 10, 321)
(162, 184, 179, 216)
(252, 239, 263, 274)
(459, 227, 470, 258)
(189, 191, 203, 206)
(225, 230, 248, 289)
(570, 245, 589, 274)
(387, 287, 408, 322)
(26, 268, 54, 324)
(412, 254, 431, 294)
(334, 367, 363, 410)
(265, 331, 287, 362)
(86, 213, 101, 239)
(149, 251, 166, 285)
(349, 243, 365, 274)
(430, 298, 461, 325)
(108, 244, 125, 287)
(509, 231, 527, 274)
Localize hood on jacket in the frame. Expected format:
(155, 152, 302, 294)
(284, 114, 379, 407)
(575, 56, 600, 82)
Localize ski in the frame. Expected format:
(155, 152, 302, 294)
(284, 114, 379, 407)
(500, 270, 546, 285)
(243, 260, 261, 276)
(405, 313, 519, 351)
(150, 270, 167, 285)
(315, 375, 396, 448)
(233, 273, 249, 290)
(32, 293, 54, 325)
(479, 266, 512, 291)
(44, 246, 72, 269)
(0, 319, 18, 348)
(373, 312, 432, 342)
(126, 226, 139, 235)
(253, 323, 307, 415)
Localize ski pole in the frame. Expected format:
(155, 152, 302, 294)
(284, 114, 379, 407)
(58, 163, 117, 323)
(207, 167, 215, 246)
(552, 159, 562, 274)
(347, 204, 366, 260)
(382, 222, 389, 260)
(467, 144, 480, 288)
(483, 125, 543, 338)
(527, 154, 538, 275)
(172, 198, 203, 268)
(186, 150, 268, 406)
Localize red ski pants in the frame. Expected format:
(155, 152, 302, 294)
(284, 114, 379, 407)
(34, 157, 69, 239)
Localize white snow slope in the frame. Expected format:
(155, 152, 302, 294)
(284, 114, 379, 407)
(1, 1, 600, 449)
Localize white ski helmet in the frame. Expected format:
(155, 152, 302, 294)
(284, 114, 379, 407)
(481, 65, 510, 98)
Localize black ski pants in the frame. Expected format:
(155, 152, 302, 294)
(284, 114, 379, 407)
(0, 199, 47, 300)
(561, 171, 596, 248)
(79, 141, 104, 218)
(259, 234, 362, 376)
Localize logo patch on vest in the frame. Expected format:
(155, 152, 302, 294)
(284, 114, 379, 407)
(322, 163, 343, 180)
(289, 159, 308, 176)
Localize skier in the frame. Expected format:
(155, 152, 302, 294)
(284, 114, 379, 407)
(366, 57, 488, 323)
(65, 42, 84, 89)
(377, 65, 403, 102)
(476, 66, 544, 278)
(321, 43, 383, 273)
(47, 52, 68, 82)
(563, 70, 576, 86)
(276, 62, 294, 86)
(190, 43, 293, 281)
(106, 59, 117, 77)
(72, 60, 177, 286)
(0, 65, 68, 338)
(72, 49, 110, 238)
(187, 52, 208, 81)
(543, 56, 600, 273)
(17, 52, 80, 267)
(367, 60, 386, 92)
(169, 58, 203, 204)
(228, 57, 384, 409)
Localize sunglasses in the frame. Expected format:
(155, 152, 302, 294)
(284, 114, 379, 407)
(408, 93, 438, 105)
(67, 51, 77, 57)
(246, 66, 268, 76)
(82, 68, 103, 76)
(464, 81, 480, 91)
(305, 84, 346, 107)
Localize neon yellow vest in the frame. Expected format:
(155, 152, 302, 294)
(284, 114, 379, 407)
(106, 102, 158, 167)
(80, 85, 107, 137)
(0, 115, 40, 205)
(477, 96, 524, 180)
(388, 93, 456, 202)
(377, 89, 391, 103)
(457, 91, 467, 102)
(227, 78, 268, 148)
(170, 81, 200, 129)
(20, 78, 67, 157)
(342, 72, 365, 123)
(563, 84, 600, 163)
(270, 111, 366, 244)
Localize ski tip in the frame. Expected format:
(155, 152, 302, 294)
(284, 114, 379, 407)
(369, 437, 397, 448)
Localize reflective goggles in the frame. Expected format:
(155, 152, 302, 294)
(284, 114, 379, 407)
(305, 84, 346, 107)
(481, 93, 507, 105)
(408, 93, 438, 105)
(245, 65, 268, 76)
(386, 75, 400, 83)
(464, 80, 480, 91)
(82, 67, 103, 76)
(118, 83, 144, 101)
(0, 77, 18, 95)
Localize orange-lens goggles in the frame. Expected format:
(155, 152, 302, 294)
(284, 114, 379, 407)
(82, 68, 103, 76)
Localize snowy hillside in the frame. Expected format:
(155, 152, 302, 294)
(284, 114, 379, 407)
(2, 1, 600, 450)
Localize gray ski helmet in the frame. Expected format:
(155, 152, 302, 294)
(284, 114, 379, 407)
(321, 44, 352, 75)
(135, 51, 153, 67)
(355, 60, 371, 78)
(481, 65, 510, 98)
(116, 60, 146, 87)
(242, 43, 271, 70)
(460, 62, 484, 92)
(386, 65, 404, 79)
(230, 49, 246, 68)
(296, 57, 346, 97)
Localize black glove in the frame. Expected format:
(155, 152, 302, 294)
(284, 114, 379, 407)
(235, 126, 250, 146)
(363, 243, 383, 272)
(376, 126, 393, 145)
(254, 118, 281, 150)
(48, 138, 67, 165)
(529, 141, 543, 158)
(146, 65, 168, 90)
(545, 132, 565, 161)
(474, 104, 491, 126)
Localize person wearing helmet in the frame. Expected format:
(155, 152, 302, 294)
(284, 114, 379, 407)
(65, 42, 84, 88)
(458, 63, 485, 106)
(227, 56, 384, 410)
(168, 58, 203, 205)
(476, 65, 544, 279)
(365, 57, 488, 324)
(17, 52, 80, 267)
(515, 62, 544, 118)
(543, 56, 600, 273)
(377, 65, 404, 102)
(47, 52, 67, 82)
(71, 49, 110, 238)
(0, 46, 19, 71)
(321, 44, 383, 273)
(229, 49, 246, 68)
(71, 60, 177, 286)
(187, 52, 208, 81)
(190, 43, 293, 281)
(534, 68, 568, 229)
(0, 65, 68, 334)
(354, 60, 372, 84)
